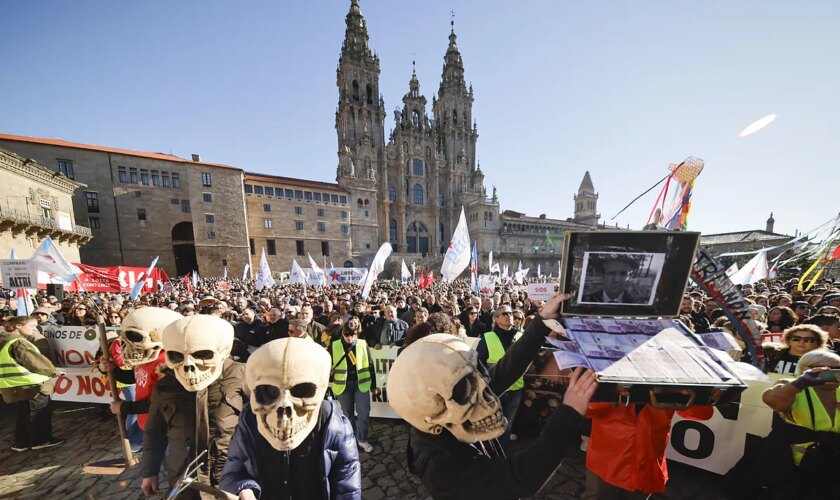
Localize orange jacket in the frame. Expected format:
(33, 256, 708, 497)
(585, 403, 713, 494)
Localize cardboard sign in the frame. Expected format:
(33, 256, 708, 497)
(0, 259, 38, 289)
(527, 282, 556, 301)
(43, 326, 119, 369)
(51, 367, 120, 404)
(369, 346, 400, 418)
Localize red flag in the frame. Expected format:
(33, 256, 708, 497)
(419, 271, 434, 289)
(832, 243, 840, 261)
(180, 272, 193, 295)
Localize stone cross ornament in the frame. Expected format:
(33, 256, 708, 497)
(388, 333, 506, 443)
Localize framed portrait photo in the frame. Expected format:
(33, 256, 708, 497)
(560, 230, 700, 317)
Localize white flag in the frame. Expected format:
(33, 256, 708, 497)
(307, 253, 326, 284)
(488, 251, 494, 274)
(223, 266, 228, 280)
(255, 249, 276, 291)
(724, 263, 739, 277)
(537, 264, 542, 278)
(440, 207, 471, 282)
(289, 259, 307, 285)
(729, 251, 768, 285)
(401, 259, 411, 283)
(191, 270, 199, 289)
(515, 267, 530, 284)
(31, 236, 82, 284)
(503, 263, 509, 278)
(242, 263, 250, 280)
(361, 243, 393, 300)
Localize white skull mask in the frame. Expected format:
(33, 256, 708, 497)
(119, 308, 182, 368)
(162, 315, 233, 392)
(388, 334, 506, 443)
(245, 338, 330, 451)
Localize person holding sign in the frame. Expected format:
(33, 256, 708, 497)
(0, 316, 64, 452)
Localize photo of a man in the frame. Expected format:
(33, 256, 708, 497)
(578, 252, 664, 305)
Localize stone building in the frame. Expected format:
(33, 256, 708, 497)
(700, 213, 793, 261)
(243, 173, 353, 271)
(0, 1, 602, 280)
(0, 134, 250, 278)
(0, 147, 90, 262)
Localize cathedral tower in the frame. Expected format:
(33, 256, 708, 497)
(573, 171, 600, 226)
(335, 0, 385, 265)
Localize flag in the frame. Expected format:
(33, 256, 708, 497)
(400, 259, 411, 283)
(223, 266, 228, 280)
(729, 250, 769, 285)
(242, 263, 250, 280)
(180, 272, 193, 295)
(724, 263, 739, 277)
(130, 256, 159, 302)
(411, 262, 416, 280)
(502, 263, 509, 279)
(517, 261, 523, 273)
(470, 242, 479, 295)
(330, 261, 335, 270)
(16, 288, 35, 316)
(255, 249, 276, 291)
(419, 271, 434, 289)
(191, 270, 199, 290)
(289, 259, 307, 285)
(488, 251, 493, 274)
(515, 266, 530, 284)
(361, 243, 393, 300)
(440, 207, 471, 282)
(308, 253, 325, 284)
(30, 236, 81, 283)
(537, 264, 542, 279)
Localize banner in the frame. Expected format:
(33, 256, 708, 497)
(666, 376, 779, 474)
(369, 345, 400, 418)
(39, 264, 170, 294)
(478, 275, 496, 295)
(43, 325, 120, 404)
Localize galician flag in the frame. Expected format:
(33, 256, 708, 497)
(400, 259, 411, 283)
(729, 250, 769, 285)
(307, 253, 326, 285)
(440, 207, 471, 282)
(242, 263, 250, 280)
(470, 242, 479, 295)
(724, 263, 739, 277)
(289, 259, 307, 285)
(31, 236, 82, 284)
(130, 256, 159, 302)
(255, 249, 276, 291)
(361, 243, 393, 300)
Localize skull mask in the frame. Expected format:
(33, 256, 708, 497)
(119, 308, 182, 368)
(388, 334, 506, 443)
(162, 315, 233, 392)
(245, 338, 330, 451)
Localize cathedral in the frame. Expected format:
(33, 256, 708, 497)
(334, 0, 598, 274)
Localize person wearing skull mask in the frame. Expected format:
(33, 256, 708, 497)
(221, 338, 362, 499)
(139, 315, 246, 498)
(389, 293, 598, 500)
(331, 316, 377, 453)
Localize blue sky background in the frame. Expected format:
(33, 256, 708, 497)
(2, 1, 837, 236)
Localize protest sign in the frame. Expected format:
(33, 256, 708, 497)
(0, 259, 38, 288)
(43, 326, 118, 369)
(478, 275, 496, 295)
(52, 367, 119, 404)
(666, 375, 780, 474)
(369, 346, 400, 418)
(527, 282, 556, 301)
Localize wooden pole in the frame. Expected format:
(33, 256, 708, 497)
(97, 315, 136, 467)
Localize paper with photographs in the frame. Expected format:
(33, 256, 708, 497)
(559, 231, 700, 317)
(545, 318, 742, 385)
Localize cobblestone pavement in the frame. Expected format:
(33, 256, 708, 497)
(0, 403, 728, 499)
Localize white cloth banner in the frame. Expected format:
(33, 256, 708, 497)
(440, 207, 471, 282)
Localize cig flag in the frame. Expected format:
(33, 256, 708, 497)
(289, 259, 307, 285)
(440, 207, 471, 282)
(470, 242, 479, 295)
(361, 243, 393, 300)
(308, 253, 326, 285)
(255, 249, 276, 291)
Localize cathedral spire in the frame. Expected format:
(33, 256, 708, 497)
(578, 171, 596, 195)
(440, 14, 466, 94)
(342, 0, 372, 58)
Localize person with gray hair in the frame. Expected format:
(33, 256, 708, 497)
(761, 348, 840, 496)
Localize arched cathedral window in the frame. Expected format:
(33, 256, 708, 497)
(412, 110, 420, 127)
(389, 186, 397, 202)
(413, 184, 424, 205)
(413, 159, 424, 176)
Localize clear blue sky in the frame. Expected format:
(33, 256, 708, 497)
(2, 1, 838, 236)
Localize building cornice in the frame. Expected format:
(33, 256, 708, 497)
(0, 148, 83, 194)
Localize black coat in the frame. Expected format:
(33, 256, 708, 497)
(407, 320, 584, 499)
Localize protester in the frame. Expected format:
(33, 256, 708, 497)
(764, 325, 828, 375)
(331, 316, 377, 452)
(1, 316, 64, 452)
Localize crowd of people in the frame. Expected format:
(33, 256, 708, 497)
(1, 271, 839, 499)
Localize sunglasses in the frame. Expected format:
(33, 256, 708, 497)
(790, 335, 819, 343)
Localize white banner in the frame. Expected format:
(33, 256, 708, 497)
(43, 326, 120, 404)
(369, 345, 400, 418)
(666, 375, 780, 474)
(527, 282, 556, 301)
(478, 275, 496, 295)
(52, 367, 119, 404)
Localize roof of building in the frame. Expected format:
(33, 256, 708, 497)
(700, 230, 792, 246)
(501, 209, 592, 228)
(0, 133, 242, 172)
(244, 172, 346, 192)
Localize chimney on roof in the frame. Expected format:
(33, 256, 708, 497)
(539, 214, 546, 219)
(766, 212, 775, 233)
(191, 154, 201, 162)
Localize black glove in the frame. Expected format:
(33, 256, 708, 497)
(791, 370, 825, 390)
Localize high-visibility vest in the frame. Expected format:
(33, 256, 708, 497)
(484, 330, 524, 393)
(785, 385, 840, 466)
(331, 339, 372, 396)
(0, 338, 51, 390)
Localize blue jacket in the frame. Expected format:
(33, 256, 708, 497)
(221, 399, 361, 499)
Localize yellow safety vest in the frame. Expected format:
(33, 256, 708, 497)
(785, 385, 840, 466)
(331, 339, 371, 396)
(0, 338, 51, 390)
(484, 330, 524, 393)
